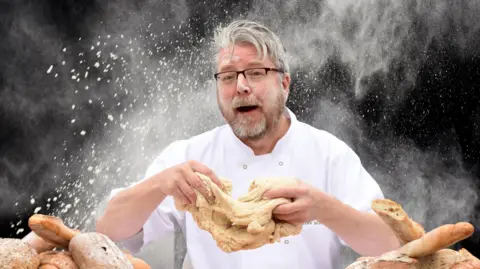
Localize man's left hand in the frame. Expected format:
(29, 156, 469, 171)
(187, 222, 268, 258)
(263, 181, 324, 225)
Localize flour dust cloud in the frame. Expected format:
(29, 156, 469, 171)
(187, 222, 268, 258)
(2, 0, 479, 268)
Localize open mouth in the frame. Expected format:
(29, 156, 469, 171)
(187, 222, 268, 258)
(236, 105, 259, 113)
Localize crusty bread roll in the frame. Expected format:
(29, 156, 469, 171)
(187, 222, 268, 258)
(344, 258, 373, 269)
(369, 251, 418, 269)
(22, 231, 57, 253)
(399, 222, 474, 258)
(417, 249, 467, 269)
(371, 199, 425, 245)
(0, 238, 40, 269)
(345, 256, 378, 269)
(453, 248, 480, 269)
(38, 250, 79, 269)
(28, 214, 81, 249)
(346, 251, 418, 269)
(369, 261, 417, 269)
(451, 261, 480, 269)
(123, 253, 152, 269)
(69, 232, 133, 269)
(39, 265, 59, 269)
(458, 248, 480, 262)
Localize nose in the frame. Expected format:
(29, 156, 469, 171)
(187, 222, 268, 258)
(236, 73, 252, 94)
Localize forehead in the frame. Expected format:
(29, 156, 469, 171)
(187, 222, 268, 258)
(217, 43, 273, 70)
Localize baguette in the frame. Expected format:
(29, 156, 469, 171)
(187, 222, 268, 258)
(28, 214, 81, 249)
(399, 222, 474, 258)
(371, 199, 425, 245)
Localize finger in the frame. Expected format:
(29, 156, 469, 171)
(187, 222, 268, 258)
(273, 202, 304, 215)
(174, 187, 191, 205)
(176, 179, 196, 204)
(184, 170, 213, 201)
(189, 161, 223, 188)
(274, 211, 305, 220)
(287, 218, 306, 226)
(264, 186, 307, 199)
(274, 212, 307, 224)
(203, 171, 223, 189)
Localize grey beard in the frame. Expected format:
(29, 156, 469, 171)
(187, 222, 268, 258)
(221, 89, 287, 141)
(231, 114, 268, 140)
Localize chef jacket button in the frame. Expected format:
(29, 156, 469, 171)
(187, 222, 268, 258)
(243, 165, 247, 169)
(284, 240, 289, 244)
(279, 161, 283, 166)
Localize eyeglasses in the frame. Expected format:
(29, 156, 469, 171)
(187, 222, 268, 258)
(214, 67, 284, 86)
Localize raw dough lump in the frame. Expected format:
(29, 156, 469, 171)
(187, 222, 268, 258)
(174, 173, 303, 252)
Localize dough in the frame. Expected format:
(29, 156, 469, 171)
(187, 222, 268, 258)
(174, 173, 303, 252)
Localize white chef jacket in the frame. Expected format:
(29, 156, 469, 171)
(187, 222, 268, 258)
(108, 107, 384, 269)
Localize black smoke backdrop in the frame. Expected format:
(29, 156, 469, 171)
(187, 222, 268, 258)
(0, 0, 479, 262)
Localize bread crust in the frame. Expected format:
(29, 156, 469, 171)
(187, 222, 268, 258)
(399, 222, 474, 258)
(28, 214, 80, 249)
(21, 231, 56, 254)
(69, 232, 133, 269)
(0, 238, 40, 269)
(38, 250, 79, 269)
(371, 199, 425, 245)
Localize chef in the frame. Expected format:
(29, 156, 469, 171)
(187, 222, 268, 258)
(96, 19, 401, 269)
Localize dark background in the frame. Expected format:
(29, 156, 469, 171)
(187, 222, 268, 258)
(0, 0, 479, 259)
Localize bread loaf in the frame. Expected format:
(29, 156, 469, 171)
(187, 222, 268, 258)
(69, 232, 133, 269)
(399, 222, 474, 258)
(0, 238, 40, 269)
(417, 249, 467, 269)
(123, 252, 152, 269)
(371, 199, 425, 245)
(28, 214, 80, 249)
(21, 231, 56, 253)
(38, 250, 79, 269)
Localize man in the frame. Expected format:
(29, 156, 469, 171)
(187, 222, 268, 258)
(96, 20, 400, 269)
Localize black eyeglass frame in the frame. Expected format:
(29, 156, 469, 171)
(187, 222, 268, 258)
(213, 67, 285, 81)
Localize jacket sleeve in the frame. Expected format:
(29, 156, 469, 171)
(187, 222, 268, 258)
(106, 140, 187, 253)
(325, 137, 385, 246)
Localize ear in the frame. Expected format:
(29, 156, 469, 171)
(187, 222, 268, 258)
(281, 73, 291, 98)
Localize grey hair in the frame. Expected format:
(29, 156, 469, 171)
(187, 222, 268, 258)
(212, 20, 290, 74)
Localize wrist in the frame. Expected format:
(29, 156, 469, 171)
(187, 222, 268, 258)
(145, 173, 169, 197)
(312, 190, 343, 224)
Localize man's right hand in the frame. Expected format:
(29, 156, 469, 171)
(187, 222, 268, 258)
(155, 160, 222, 205)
